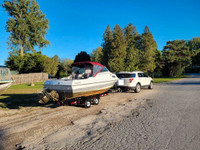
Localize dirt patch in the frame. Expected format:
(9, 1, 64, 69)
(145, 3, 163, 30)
(0, 89, 157, 150)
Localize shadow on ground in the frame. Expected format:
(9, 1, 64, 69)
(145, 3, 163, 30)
(0, 93, 59, 109)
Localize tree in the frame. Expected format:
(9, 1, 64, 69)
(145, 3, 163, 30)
(153, 49, 164, 77)
(187, 37, 200, 66)
(138, 26, 157, 73)
(6, 52, 59, 76)
(55, 58, 73, 78)
(108, 24, 126, 72)
(102, 25, 113, 67)
(74, 51, 91, 62)
(162, 40, 192, 77)
(3, 0, 50, 56)
(91, 47, 103, 63)
(124, 23, 140, 71)
(60, 58, 73, 74)
(43, 55, 60, 76)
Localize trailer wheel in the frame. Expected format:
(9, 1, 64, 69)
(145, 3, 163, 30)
(85, 100, 91, 108)
(93, 97, 99, 105)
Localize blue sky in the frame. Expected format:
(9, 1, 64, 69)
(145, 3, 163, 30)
(0, 0, 200, 65)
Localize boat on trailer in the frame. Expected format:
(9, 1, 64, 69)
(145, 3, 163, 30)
(0, 67, 13, 92)
(39, 61, 119, 107)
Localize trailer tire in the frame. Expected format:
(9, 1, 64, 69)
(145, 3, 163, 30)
(93, 97, 99, 105)
(85, 100, 91, 108)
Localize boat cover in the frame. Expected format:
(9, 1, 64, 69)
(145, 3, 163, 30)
(72, 61, 105, 77)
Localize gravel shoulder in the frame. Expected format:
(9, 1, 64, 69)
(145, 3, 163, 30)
(0, 87, 156, 150)
(72, 74, 200, 150)
(2, 75, 199, 150)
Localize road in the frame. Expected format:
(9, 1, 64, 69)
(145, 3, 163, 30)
(72, 74, 200, 150)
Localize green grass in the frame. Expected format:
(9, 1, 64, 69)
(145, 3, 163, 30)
(153, 75, 190, 84)
(9, 82, 44, 89)
(153, 78, 180, 83)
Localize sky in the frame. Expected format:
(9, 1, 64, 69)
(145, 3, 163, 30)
(0, 0, 200, 65)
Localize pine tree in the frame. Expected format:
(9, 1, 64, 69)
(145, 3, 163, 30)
(187, 37, 200, 66)
(139, 26, 157, 73)
(102, 25, 113, 67)
(3, 0, 50, 56)
(162, 40, 192, 77)
(91, 47, 103, 63)
(108, 24, 126, 72)
(124, 23, 140, 71)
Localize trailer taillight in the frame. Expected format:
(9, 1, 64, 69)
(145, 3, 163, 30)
(129, 78, 134, 83)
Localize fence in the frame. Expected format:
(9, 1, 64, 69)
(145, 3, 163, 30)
(11, 73, 48, 85)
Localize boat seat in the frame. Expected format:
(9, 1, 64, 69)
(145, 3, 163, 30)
(85, 68, 92, 77)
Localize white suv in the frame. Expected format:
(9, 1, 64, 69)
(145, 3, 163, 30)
(117, 71, 153, 93)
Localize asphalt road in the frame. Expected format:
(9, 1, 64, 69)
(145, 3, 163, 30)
(72, 74, 200, 150)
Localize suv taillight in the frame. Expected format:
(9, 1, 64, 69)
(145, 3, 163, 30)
(129, 78, 134, 83)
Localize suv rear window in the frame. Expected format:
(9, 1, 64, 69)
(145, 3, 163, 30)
(117, 73, 136, 78)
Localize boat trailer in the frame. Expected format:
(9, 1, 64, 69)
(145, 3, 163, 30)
(39, 89, 120, 108)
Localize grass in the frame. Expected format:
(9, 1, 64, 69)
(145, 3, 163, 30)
(0, 82, 45, 109)
(9, 82, 44, 89)
(153, 75, 190, 84)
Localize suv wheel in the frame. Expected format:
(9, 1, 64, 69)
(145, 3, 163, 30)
(148, 81, 153, 89)
(135, 83, 141, 93)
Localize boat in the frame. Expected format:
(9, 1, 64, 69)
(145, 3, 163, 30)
(0, 67, 13, 92)
(39, 61, 118, 103)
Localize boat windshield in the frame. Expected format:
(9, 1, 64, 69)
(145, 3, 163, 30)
(72, 66, 93, 79)
(0, 67, 12, 81)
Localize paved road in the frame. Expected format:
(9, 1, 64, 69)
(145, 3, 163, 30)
(72, 74, 200, 150)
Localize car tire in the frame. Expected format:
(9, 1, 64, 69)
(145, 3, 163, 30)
(148, 81, 153, 89)
(135, 83, 141, 93)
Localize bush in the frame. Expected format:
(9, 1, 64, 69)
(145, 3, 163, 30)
(6, 53, 59, 76)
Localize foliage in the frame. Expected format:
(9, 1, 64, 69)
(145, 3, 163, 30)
(108, 24, 127, 72)
(74, 51, 91, 62)
(162, 40, 192, 77)
(99, 24, 158, 73)
(91, 47, 103, 63)
(185, 66, 200, 73)
(152, 49, 164, 77)
(124, 23, 140, 71)
(138, 26, 158, 73)
(102, 25, 113, 67)
(3, 0, 50, 56)
(43, 55, 59, 76)
(60, 58, 73, 74)
(5, 53, 59, 76)
(187, 37, 200, 66)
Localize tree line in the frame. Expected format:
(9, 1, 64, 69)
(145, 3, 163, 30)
(91, 24, 200, 77)
(2, 0, 200, 78)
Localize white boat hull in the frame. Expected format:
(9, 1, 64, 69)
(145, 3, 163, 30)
(44, 72, 118, 99)
(0, 82, 12, 92)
